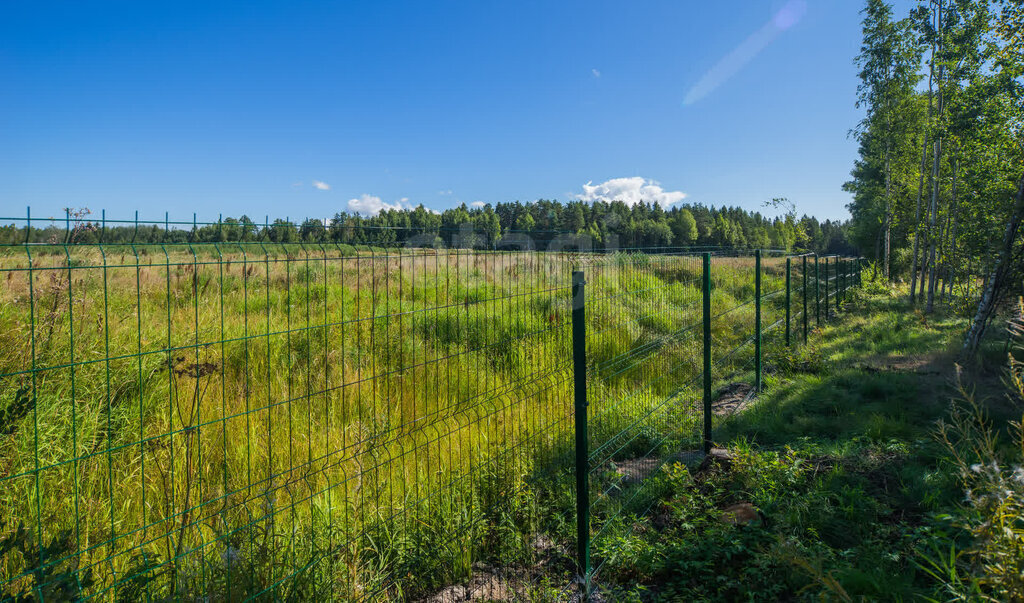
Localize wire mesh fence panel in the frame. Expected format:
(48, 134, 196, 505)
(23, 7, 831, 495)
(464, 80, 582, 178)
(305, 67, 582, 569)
(0, 211, 867, 601)
(580, 252, 705, 583)
(758, 253, 790, 383)
(0, 217, 588, 601)
(706, 253, 758, 406)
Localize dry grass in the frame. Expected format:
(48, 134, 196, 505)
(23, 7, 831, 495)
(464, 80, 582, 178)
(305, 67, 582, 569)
(0, 246, 798, 599)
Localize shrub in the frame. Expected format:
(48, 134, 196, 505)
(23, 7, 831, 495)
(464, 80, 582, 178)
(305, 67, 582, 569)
(922, 298, 1024, 600)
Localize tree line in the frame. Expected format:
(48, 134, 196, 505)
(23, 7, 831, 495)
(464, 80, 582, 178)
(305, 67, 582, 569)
(2, 200, 854, 255)
(845, 0, 1023, 353)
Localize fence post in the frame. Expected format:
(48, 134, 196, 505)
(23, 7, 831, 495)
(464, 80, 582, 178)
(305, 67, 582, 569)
(836, 258, 841, 305)
(813, 255, 819, 326)
(824, 256, 830, 321)
(785, 257, 791, 347)
(802, 255, 808, 344)
(834, 257, 840, 311)
(836, 257, 841, 307)
(839, 259, 847, 305)
(836, 257, 842, 308)
(755, 249, 762, 392)
(843, 258, 847, 301)
(571, 270, 590, 595)
(846, 258, 851, 298)
(702, 252, 713, 454)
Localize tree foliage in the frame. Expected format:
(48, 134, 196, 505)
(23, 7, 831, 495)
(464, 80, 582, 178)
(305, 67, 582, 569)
(846, 0, 1024, 350)
(5, 200, 853, 254)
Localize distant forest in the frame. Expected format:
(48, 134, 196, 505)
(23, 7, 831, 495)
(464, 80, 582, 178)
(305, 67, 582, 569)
(3, 200, 853, 254)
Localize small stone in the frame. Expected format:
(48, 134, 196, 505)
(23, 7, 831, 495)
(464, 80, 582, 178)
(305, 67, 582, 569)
(720, 502, 761, 525)
(696, 447, 734, 474)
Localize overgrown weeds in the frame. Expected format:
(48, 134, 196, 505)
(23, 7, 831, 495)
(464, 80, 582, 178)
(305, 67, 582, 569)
(0, 247, 789, 599)
(920, 298, 1024, 601)
(554, 287, 1020, 601)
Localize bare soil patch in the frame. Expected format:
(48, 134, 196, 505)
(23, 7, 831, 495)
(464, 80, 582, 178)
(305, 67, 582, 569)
(712, 382, 755, 417)
(419, 568, 517, 602)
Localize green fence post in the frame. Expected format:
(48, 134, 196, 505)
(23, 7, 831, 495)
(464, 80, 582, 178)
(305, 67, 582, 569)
(824, 256, 830, 320)
(834, 256, 840, 311)
(839, 259, 847, 305)
(802, 255, 808, 344)
(755, 249, 762, 392)
(785, 257, 791, 347)
(836, 257, 842, 308)
(840, 258, 845, 305)
(571, 270, 590, 595)
(702, 252, 713, 453)
(836, 258, 841, 306)
(815, 255, 821, 327)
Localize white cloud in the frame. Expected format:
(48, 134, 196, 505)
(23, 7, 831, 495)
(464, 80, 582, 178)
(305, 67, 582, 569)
(591, 68, 601, 78)
(346, 194, 413, 216)
(312, 180, 330, 190)
(575, 177, 687, 207)
(470, 201, 486, 208)
(438, 189, 453, 196)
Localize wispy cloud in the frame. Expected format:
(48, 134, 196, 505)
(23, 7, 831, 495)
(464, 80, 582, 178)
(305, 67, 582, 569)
(312, 180, 331, 190)
(470, 201, 486, 208)
(683, 0, 806, 106)
(591, 68, 601, 78)
(346, 194, 413, 216)
(438, 189, 453, 196)
(575, 177, 687, 207)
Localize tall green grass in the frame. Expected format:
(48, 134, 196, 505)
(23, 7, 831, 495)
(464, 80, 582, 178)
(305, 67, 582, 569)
(0, 245, 797, 600)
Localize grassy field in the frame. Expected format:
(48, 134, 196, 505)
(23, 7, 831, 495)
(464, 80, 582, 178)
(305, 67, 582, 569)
(0, 245, 804, 600)
(566, 284, 1022, 601)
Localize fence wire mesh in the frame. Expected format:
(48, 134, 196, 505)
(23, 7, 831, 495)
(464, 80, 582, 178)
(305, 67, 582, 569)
(0, 213, 862, 601)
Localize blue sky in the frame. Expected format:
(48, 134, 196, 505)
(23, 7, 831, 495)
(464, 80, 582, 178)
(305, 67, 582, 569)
(1, 1, 893, 223)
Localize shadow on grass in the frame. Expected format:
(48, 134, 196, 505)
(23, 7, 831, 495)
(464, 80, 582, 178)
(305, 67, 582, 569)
(589, 290, 1013, 601)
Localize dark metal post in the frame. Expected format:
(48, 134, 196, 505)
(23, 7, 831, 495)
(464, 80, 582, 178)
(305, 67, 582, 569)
(836, 257, 841, 308)
(802, 255, 808, 344)
(571, 271, 590, 594)
(785, 257, 791, 347)
(840, 258, 845, 302)
(839, 258, 845, 305)
(814, 255, 821, 327)
(834, 256, 840, 311)
(824, 256, 830, 320)
(702, 253, 713, 454)
(755, 249, 762, 392)
(839, 255, 847, 300)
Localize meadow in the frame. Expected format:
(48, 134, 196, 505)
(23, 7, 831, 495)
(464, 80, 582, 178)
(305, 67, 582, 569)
(0, 243, 799, 600)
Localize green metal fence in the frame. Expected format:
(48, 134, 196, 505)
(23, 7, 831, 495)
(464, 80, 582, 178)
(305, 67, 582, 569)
(0, 211, 861, 600)
(569, 250, 860, 596)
